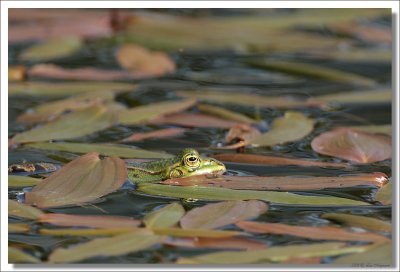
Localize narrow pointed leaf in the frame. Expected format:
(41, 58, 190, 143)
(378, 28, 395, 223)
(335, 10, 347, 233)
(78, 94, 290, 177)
(9, 175, 41, 187)
(374, 182, 392, 205)
(143, 202, 185, 228)
(310, 89, 391, 104)
(164, 236, 266, 250)
(9, 223, 30, 233)
(9, 247, 41, 263)
(321, 213, 391, 232)
(25, 153, 127, 208)
(120, 128, 186, 142)
(180, 200, 267, 229)
(347, 124, 391, 136)
(138, 183, 370, 206)
(40, 227, 141, 237)
(151, 113, 240, 128)
(197, 104, 257, 124)
(8, 199, 44, 219)
(334, 242, 392, 265)
(151, 227, 243, 238)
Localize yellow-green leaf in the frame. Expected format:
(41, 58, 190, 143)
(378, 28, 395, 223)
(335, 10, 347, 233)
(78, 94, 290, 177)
(9, 223, 30, 233)
(197, 104, 257, 124)
(375, 182, 392, 205)
(8, 175, 41, 187)
(26, 142, 173, 158)
(8, 199, 44, 219)
(143, 202, 185, 228)
(151, 227, 243, 238)
(138, 184, 369, 206)
(248, 111, 314, 147)
(334, 243, 392, 265)
(348, 124, 392, 136)
(9, 246, 41, 263)
(40, 227, 140, 237)
(13, 105, 115, 144)
(19, 37, 83, 61)
(321, 213, 391, 232)
(310, 89, 391, 104)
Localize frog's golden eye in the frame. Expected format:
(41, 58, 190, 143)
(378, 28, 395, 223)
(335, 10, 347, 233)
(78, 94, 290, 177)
(184, 155, 201, 168)
(169, 169, 184, 178)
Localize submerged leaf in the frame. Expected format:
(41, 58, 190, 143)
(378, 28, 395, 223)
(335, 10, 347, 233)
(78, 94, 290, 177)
(48, 230, 164, 263)
(25, 153, 127, 208)
(9, 246, 41, 263)
(334, 242, 392, 265)
(8, 199, 44, 219)
(26, 142, 173, 158)
(374, 182, 392, 205)
(197, 104, 257, 124)
(13, 105, 115, 143)
(120, 128, 186, 142)
(180, 200, 268, 230)
(138, 184, 369, 206)
(8, 175, 41, 187)
(151, 113, 240, 128)
(19, 37, 83, 61)
(311, 128, 391, 163)
(321, 213, 391, 232)
(143, 202, 185, 228)
(248, 111, 314, 147)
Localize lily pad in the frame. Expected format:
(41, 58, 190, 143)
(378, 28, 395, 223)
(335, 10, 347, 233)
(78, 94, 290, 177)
(311, 128, 392, 163)
(26, 142, 173, 158)
(143, 202, 186, 228)
(8, 199, 44, 219)
(321, 213, 391, 232)
(180, 200, 268, 229)
(25, 153, 127, 208)
(13, 105, 115, 143)
(138, 184, 369, 206)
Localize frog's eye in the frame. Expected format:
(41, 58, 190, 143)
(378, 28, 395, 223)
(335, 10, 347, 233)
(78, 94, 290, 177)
(184, 155, 201, 168)
(169, 169, 183, 178)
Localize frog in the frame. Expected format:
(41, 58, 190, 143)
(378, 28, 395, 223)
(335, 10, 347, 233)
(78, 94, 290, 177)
(126, 148, 226, 183)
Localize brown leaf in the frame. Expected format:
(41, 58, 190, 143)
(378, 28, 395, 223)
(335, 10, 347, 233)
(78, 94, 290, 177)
(9, 65, 27, 81)
(161, 173, 388, 191)
(236, 221, 390, 244)
(38, 213, 141, 229)
(116, 44, 175, 78)
(151, 113, 240, 128)
(332, 22, 392, 44)
(311, 128, 391, 163)
(321, 213, 392, 233)
(213, 153, 348, 168)
(225, 124, 261, 143)
(180, 200, 268, 229)
(120, 128, 186, 142)
(283, 257, 321, 264)
(25, 153, 127, 208)
(164, 236, 266, 250)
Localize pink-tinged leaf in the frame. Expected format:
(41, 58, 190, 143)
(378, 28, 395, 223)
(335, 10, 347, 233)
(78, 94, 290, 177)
(151, 227, 243, 238)
(321, 213, 392, 233)
(116, 44, 176, 78)
(8, 199, 44, 220)
(25, 153, 127, 208)
(151, 113, 240, 128)
(164, 236, 266, 250)
(225, 124, 261, 143)
(28, 64, 132, 81)
(332, 23, 392, 44)
(161, 172, 387, 191)
(236, 221, 390, 244)
(120, 128, 186, 142)
(38, 213, 141, 229)
(180, 200, 268, 230)
(311, 128, 391, 163)
(213, 153, 348, 168)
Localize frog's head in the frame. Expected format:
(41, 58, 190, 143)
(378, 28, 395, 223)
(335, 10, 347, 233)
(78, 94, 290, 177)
(168, 148, 226, 179)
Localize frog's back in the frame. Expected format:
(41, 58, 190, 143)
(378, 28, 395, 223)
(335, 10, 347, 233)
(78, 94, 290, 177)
(126, 157, 179, 183)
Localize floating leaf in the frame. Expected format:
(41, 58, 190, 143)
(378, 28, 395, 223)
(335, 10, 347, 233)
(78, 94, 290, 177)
(151, 227, 243, 238)
(311, 128, 391, 163)
(310, 89, 391, 104)
(9, 65, 27, 81)
(180, 200, 267, 230)
(321, 213, 391, 232)
(29, 64, 132, 81)
(334, 242, 392, 265)
(9, 81, 135, 96)
(116, 44, 176, 78)
(9, 223, 30, 233)
(248, 111, 314, 147)
(143, 202, 185, 228)
(374, 182, 392, 205)
(246, 59, 375, 86)
(25, 153, 127, 208)
(19, 37, 83, 61)
(117, 99, 196, 125)
(39, 213, 141, 229)
(177, 242, 367, 264)
(309, 48, 391, 63)
(8, 199, 44, 219)
(48, 230, 164, 263)
(213, 153, 348, 168)
(138, 184, 369, 206)
(120, 128, 186, 142)
(161, 173, 388, 191)
(224, 124, 262, 144)
(9, 246, 40, 263)
(236, 221, 389, 243)
(151, 113, 240, 128)
(26, 142, 173, 158)
(164, 236, 266, 250)
(8, 175, 41, 187)
(347, 124, 391, 136)
(13, 105, 115, 144)
(40, 227, 140, 237)
(197, 104, 256, 124)
(332, 22, 392, 44)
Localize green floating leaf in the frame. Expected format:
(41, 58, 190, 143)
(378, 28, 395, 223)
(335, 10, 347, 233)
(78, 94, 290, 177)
(8, 175, 41, 187)
(137, 184, 369, 206)
(13, 105, 115, 144)
(321, 213, 391, 232)
(151, 113, 240, 128)
(152, 227, 243, 238)
(248, 111, 314, 147)
(197, 104, 257, 124)
(144, 202, 185, 228)
(375, 182, 392, 205)
(117, 99, 196, 125)
(48, 230, 164, 263)
(310, 89, 391, 104)
(245, 59, 375, 86)
(9, 246, 41, 263)
(26, 142, 173, 159)
(9, 81, 135, 97)
(25, 153, 127, 208)
(9, 223, 30, 233)
(334, 243, 392, 265)
(180, 200, 268, 230)
(8, 199, 44, 219)
(348, 124, 392, 136)
(164, 236, 266, 250)
(40, 227, 140, 237)
(19, 37, 83, 61)
(177, 242, 367, 264)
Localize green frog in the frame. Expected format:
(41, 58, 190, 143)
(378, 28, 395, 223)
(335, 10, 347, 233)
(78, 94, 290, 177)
(126, 148, 226, 183)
